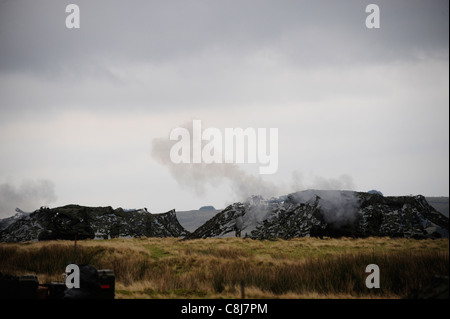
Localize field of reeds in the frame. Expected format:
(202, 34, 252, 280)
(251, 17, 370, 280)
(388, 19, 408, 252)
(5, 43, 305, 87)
(0, 237, 448, 299)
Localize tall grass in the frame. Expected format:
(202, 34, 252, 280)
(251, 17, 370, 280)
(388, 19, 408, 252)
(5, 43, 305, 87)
(0, 237, 448, 298)
(202, 251, 448, 296)
(0, 243, 104, 276)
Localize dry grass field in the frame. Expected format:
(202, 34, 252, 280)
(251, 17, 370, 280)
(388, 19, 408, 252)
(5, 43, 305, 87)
(0, 237, 448, 299)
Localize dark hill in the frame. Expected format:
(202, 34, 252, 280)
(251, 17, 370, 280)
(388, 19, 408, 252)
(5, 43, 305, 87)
(0, 205, 189, 242)
(187, 191, 449, 239)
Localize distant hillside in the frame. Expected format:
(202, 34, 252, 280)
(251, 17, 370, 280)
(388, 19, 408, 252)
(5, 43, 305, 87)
(176, 208, 220, 233)
(1, 193, 448, 242)
(426, 197, 449, 217)
(0, 205, 189, 242)
(187, 191, 449, 239)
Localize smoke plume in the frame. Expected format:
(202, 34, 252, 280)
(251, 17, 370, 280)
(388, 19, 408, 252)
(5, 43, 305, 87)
(151, 136, 277, 202)
(151, 124, 357, 210)
(290, 189, 360, 226)
(0, 179, 57, 218)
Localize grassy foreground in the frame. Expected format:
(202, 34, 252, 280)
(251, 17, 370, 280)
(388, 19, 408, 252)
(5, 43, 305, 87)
(0, 237, 448, 299)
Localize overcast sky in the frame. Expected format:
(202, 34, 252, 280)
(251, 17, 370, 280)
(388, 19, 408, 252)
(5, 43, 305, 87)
(0, 0, 448, 217)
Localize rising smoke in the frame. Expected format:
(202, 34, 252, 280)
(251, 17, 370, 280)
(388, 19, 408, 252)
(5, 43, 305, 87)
(151, 136, 277, 202)
(290, 189, 360, 226)
(0, 179, 57, 218)
(151, 123, 357, 208)
(151, 124, 361, 229)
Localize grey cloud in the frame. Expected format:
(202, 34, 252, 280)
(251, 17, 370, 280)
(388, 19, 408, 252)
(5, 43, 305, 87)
(0, 0, 447, 118)
(151, 128, 277, 202)
(151, 124, 357, 203)
(0, 0, 447, 76)
(0, 179, 57, 218)
(290, 189, 360, 225)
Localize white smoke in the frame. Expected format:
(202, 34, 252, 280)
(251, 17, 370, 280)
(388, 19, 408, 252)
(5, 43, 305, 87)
(151, 136, 277, 202)
(151, 124, 357, 221)
(0, 179, 57, 218)
(290, 189, 360, 225)
(235, 196, 272, 233)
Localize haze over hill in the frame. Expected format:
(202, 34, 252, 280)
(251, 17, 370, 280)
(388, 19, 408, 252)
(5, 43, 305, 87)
(187, 190, 449, 239)
(426, 197, 449, 217)
(176, 206, 220, 233)
(177, 195, 449, 234)
(1, 190, 448, 242)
